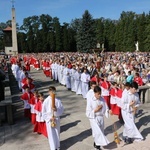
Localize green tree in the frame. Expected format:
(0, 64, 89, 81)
(76, 10, 96, 52)
(17, 32, 27, 53)
(39, 14, 53, 52)
(144, 12, 150, 51)
(62, 23, 69, 51)
(53, 17, 62, 52)
(95, 18, 104, 47)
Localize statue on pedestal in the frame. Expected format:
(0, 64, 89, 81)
(135, 41, 139, 52)
(102, 43, 104, 50)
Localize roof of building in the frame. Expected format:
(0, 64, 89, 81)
(3, 26, 12, 31)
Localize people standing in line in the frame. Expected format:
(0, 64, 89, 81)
(16, 66, 25, 92)
(134, 72, 143, 86)
(100, 75, 111, 109)
(70, 65, 76, 92)
(20, 86, 34, 119)
(29, 90, 39, 124)
(74, 67, 82, 95)
(81, 68, 90, 99)
(21, 71, 33, 92)
(86, 86, 110, 150)
(90, 71, 99, 86)
(126, 71, 134, 84)
(65, 65, 71, 90)
(86, 81, 97, 102)
(42, 86, 64, 150)
(109, 82, 119, 115)
(120, 82, 143, 144)
(34, 93, 47, 137)
(22, 77, 35, 93)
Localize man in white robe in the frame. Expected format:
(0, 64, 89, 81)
(42, 86, 64, 150)
(120, 82, 143, 144)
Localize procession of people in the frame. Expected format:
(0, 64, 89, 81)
(4, 51, 150, 150)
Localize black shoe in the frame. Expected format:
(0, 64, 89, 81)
(94, 142, 96, 148)
(124, 137, 133, 144)
(94, 142, 101, 150)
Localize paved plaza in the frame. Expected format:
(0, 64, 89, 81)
(0, 68, 150, 150)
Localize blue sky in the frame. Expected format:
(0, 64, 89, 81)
(0, 0, 150, 26)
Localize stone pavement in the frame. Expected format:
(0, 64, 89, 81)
(0, 68, 150, 150)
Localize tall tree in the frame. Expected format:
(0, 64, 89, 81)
(76, 10, 96, 52)
(144, 12, 150, 51)
(95, 18, 104, 47)
(39, 14, 53, 52)
(17, 32, 27, 53)
(53, 17, 62, 52)
(62, 23, 69, 51)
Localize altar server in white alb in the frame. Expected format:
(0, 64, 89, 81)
(42, 86, 64, 150)
(86, 86, 110, 150)
(120, 81, 143, 144)
(74, 67, 82, 95)
(86, 81, 97, 102)
(81, 68, 90, 99)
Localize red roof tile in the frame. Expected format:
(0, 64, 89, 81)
(3, 26, 12, 31)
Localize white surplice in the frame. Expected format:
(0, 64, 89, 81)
(81, 72, 90, 98)
(120, 91, 143, 140)
(86, 96, 110, 146)
(42, 95, 64, 150)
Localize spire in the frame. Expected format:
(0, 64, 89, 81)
(11, 0, 15, 8)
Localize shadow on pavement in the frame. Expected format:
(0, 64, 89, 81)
(103, 141, 118, 149)
(136, 115, 150, 129)
(141, 127, 150, 139)
(60, 129, 91, 149)
(61, 120, 81, 133)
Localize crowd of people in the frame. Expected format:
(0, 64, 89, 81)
(6, 51, 150, 150)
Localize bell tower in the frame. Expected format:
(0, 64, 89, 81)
(11, 0, 18, 55)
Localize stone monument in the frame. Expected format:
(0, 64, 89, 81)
(135, 41, 139, 52)
(11, 0, 18, 55)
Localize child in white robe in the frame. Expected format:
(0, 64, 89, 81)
(86, 81, 97, 102)
(120, 81, 143, 144)
(42, 86, 64, 150)
(86, 86, 110, 150)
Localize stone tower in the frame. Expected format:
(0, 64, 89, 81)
(11, 2, 18, 55)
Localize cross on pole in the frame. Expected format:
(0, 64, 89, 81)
(11, 0, 15, 8)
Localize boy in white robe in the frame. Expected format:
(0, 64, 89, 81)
(86, 81, 97, 102)
(120, 81, 143, 144)
(86, 86, 110, 150)
(74, 68, 82, 95)
(42, 86, 64, 150)
(81, 68, 90, 99)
